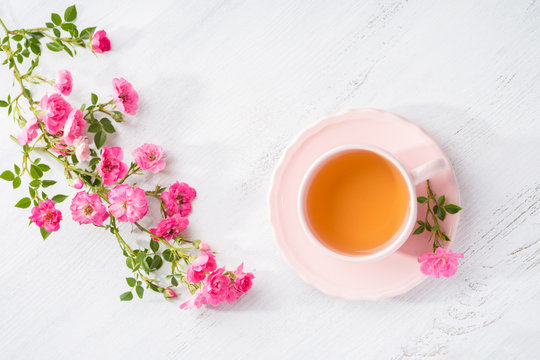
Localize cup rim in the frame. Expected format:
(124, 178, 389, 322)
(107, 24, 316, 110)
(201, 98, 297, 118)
(297, 144, 418, 263)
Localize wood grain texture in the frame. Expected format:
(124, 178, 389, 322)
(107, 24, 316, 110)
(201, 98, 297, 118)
(0, 1, 538, 359)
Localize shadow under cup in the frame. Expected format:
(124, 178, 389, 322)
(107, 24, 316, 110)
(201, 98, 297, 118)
(299, 147, 415, 260)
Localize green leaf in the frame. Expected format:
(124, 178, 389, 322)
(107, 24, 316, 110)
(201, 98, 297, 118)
(45, 22, 55, 29)
(51, 13, 62, 25)
(0, 100, 8, 107)
(62, 44, 73, 57)
(425, 222, 432, 231)
(64, 5, 77, 22)
(14, 197, 31, 208)
(0, 170, 14, 181)
(126, 257, 135, 270)
(46, 42, 62, 52)
(135, 286, 144, 299)
(40, 228, 51, 240)
(416, 220, 424, 226)
(29, 179, 41, 188)
(12, 34, 23, 41)
(28, 32, 44, 39)
(37, 164, 50, 172)
(151, 255, 163, 270)
(60, 23, 74, 32)
(120, 291, 133, 301)
(150, 239, 159, 252)
(30, 164, 43, 179)
(42, 180, 57, 188)
(432, 223, 440, 232)
(126, 277, 136, 287)
(171, 276, 179, 286)
(14, 165, 20, 175)
(28, 187, 36, 198)
(163, 249, 173, 262)
(87, 123, 101, 133)
(444, 204, 462, 214)
(52, 194, 68, 203)
(436, 206, 446, 221)
(12, 177, 21, 189)
(53, 28, 61, 38)
(437, 195, 446, 206)
(80, 27, 96, 40)
(91, 93, 98, 105)
(101, 118, 115, 133)
(441, 233, 451, 242)
(94, 131, 106, 149)
(417, 196, 427, 204)
(89, 157, 100, 167)
(413, 226, 424, 235)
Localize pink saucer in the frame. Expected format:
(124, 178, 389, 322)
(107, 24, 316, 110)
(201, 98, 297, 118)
(269, 109, 461, 300)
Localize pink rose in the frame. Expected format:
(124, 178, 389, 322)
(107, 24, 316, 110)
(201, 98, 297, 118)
(17, 117, 39, 145)
(233, 263, 254, 294)
(73, 136, 90, 162)
(418, 247, 464, 278)
(72, 178, 84, 189)
(51, 143, 68, 156)
(70, 191, 109, 226)
(199, 242, 211, 252)
(112, 78, 138, 115)
(40, 93, 72, 135)
(132, 143, 166, 173)
(161, 182, 196, 217)
(107, 184, 148, 223)
(29, 199, 62, 232)
(164, 288, 177, 299)
(149, 214, 188, 242)
(97, 146, 128, 185)
(63, 109, 85, 145)
(54, 69, 73, 96)
(91, 30, 111, 54)
(186, 252, 217, 283)
(201, 268, 231, 306)
(179, 289, 209, 310)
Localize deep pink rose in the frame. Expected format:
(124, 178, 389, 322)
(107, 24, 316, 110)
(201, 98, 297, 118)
(132, 143, 166, 173)
(201, 268, 232, 306)
(40, 93, 72, 135)
(107, 184, 148, 223)
(418, 248, 464, 278)
(72, 178, 84, 189)
(149, 214, 188, 242)
(54, 69, 73, 96)
(17, 117, 39, 145)
(73, 136, 90, 162)
(70, 191, 109, 226)
(29, 199, 62, 232)
(112, 78, 138, 115)
(186, 252, 217, 283)
(97, 146, 128, 185)
(63, 109, 85, 145)
(91, 30, 111, 54)
(161, 182, 196, 217)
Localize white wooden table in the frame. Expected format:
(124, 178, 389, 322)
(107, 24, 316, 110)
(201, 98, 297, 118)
(0, 1, 539, 358)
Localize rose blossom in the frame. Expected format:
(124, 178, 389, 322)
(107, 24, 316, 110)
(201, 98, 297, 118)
(418, 247, 464, 278)
(132, 143, 166, 173)
(72, 178, 84, 189)
(70, 191, 109, 226)
(17, 117, 39, 145)
(29, 199, 62, 232)
(63, 109, 86, 145)
(200, 268, 231, 306)
(54, 69, 73, 96)
(226, 263, 255, 304)
(112, 78, 138, 115)
(40, 93, 72, 134)
(199, 242, 211, 252)
(161, 182, 196, 217)
(73, 136, 90, 162)
(97, 146, 128, 185)
(149, 214, 188, 241)
(164, 288, 177, 299)
(179, 289, 208, 310)
(91, 30, 111, 54)
(186, 252, 217, 283)
(107, 184, 148, 223)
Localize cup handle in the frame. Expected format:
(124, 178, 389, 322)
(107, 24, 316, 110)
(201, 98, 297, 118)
(409, 158, 447, 185)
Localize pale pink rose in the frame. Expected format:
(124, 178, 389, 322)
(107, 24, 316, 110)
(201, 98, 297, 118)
(73, 178, 84, 189)
(164, 288, 177, 299)
(132, 143, 165, 173)
(40, 93, 72, 134)
(54, 69, 73, 96)
(97, 146, 128, 185)
(17, 117, 39, 145)
(73, 136, 90, 162)
(199, 242, 211, 252)
(186, 252, 217, 283)
(149, 214, 188, 241)
(63, 109, 85, 145)
(107, 184, 148, 223)
(112, 78, 138, 115)
(29, 199, 62, 232)
(179, 289, 208, 310)
(70, 191, 109, 226)
(91, 30, 111, 54)
(418, 247, 464, 278)
(161, 182, 196, 217)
